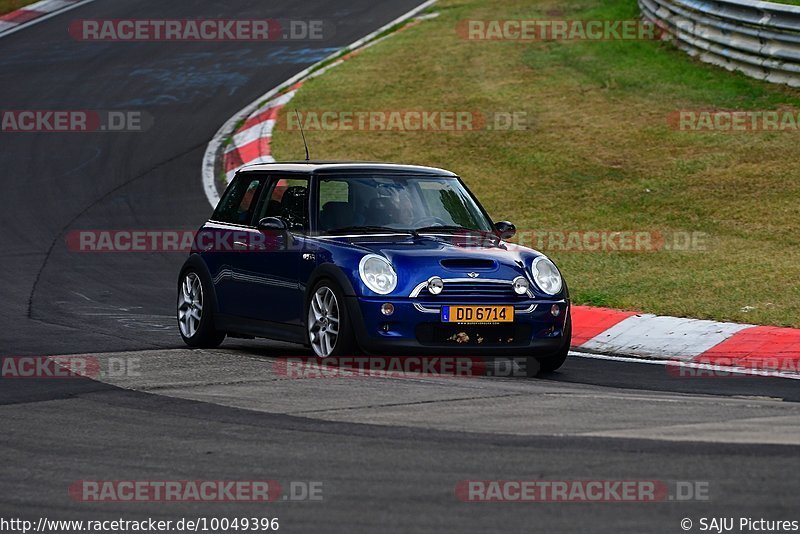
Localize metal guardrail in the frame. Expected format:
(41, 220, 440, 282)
(640, 0, 800, 87)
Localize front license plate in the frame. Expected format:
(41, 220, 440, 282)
(441, 305, 514, 323)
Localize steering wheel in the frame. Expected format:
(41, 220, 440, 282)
(413, 216, 448, 228)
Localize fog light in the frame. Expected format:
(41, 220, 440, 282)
(381, 303, 395, 316)
(551, 304, 560, 317)
(427, 277, 444, 295)
(512, 276, 529, 295)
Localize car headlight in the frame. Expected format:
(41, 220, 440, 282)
(531, 256, 563, 295)
(359, 254, 397, 295)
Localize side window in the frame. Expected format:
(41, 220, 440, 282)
(212, 174, 267, 225)
(255, 177, 309, 231)
(318, 180, 352, 231)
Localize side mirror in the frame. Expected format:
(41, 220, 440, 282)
(494, 221, 516, 240)
(257, 216, 288, 233)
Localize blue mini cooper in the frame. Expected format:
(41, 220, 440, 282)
(178, 162, 571, 373)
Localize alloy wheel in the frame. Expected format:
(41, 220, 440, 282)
(178, 272, 203, 338)
(308, 286, 340, 357)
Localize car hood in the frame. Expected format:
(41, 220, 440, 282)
(321, 233, 542, 281)
(312, 233, 568, 299)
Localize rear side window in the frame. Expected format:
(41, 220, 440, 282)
(212, 174, 267, 225)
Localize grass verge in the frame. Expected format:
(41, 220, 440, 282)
(272, 0, 800, 327)
(0, 0, 40, 16)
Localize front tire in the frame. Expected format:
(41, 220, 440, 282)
(306, 280, 355, 358)
(177, 269, 225, 348)
(534, 313, 572, 375)
(525, 313, 572, 377)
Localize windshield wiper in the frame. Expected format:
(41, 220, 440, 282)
(414, 225, 489, 235)
(326, 225, 412, 235)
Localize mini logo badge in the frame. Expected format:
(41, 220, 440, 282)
(467, 272, 479, 278)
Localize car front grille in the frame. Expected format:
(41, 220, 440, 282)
(414, 280, 522, 301)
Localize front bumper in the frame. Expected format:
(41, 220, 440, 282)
(345, 296, 569, 356)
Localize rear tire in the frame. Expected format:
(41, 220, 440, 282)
(177, 269, 226, 348)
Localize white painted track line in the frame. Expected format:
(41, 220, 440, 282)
(0, 0, 97, 40)
(570, 350, 800, 380)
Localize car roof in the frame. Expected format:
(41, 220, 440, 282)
(237, 161, 458, 176)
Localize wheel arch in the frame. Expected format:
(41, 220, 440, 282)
(178, 254, 221, 317)
(305, 262, 359, 356)
(304, 263, 357, 322)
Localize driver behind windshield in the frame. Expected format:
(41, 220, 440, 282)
(320, 175, 494, 234)
(362, 192, 415, 228)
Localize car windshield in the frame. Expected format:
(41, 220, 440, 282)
(318, 175, 493, 234)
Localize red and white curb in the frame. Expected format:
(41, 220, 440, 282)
(201, 1, 800, 379)
(222, 83, 302, 185)
(572, 306, 800, 378)
(0, 0, 93, 38)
